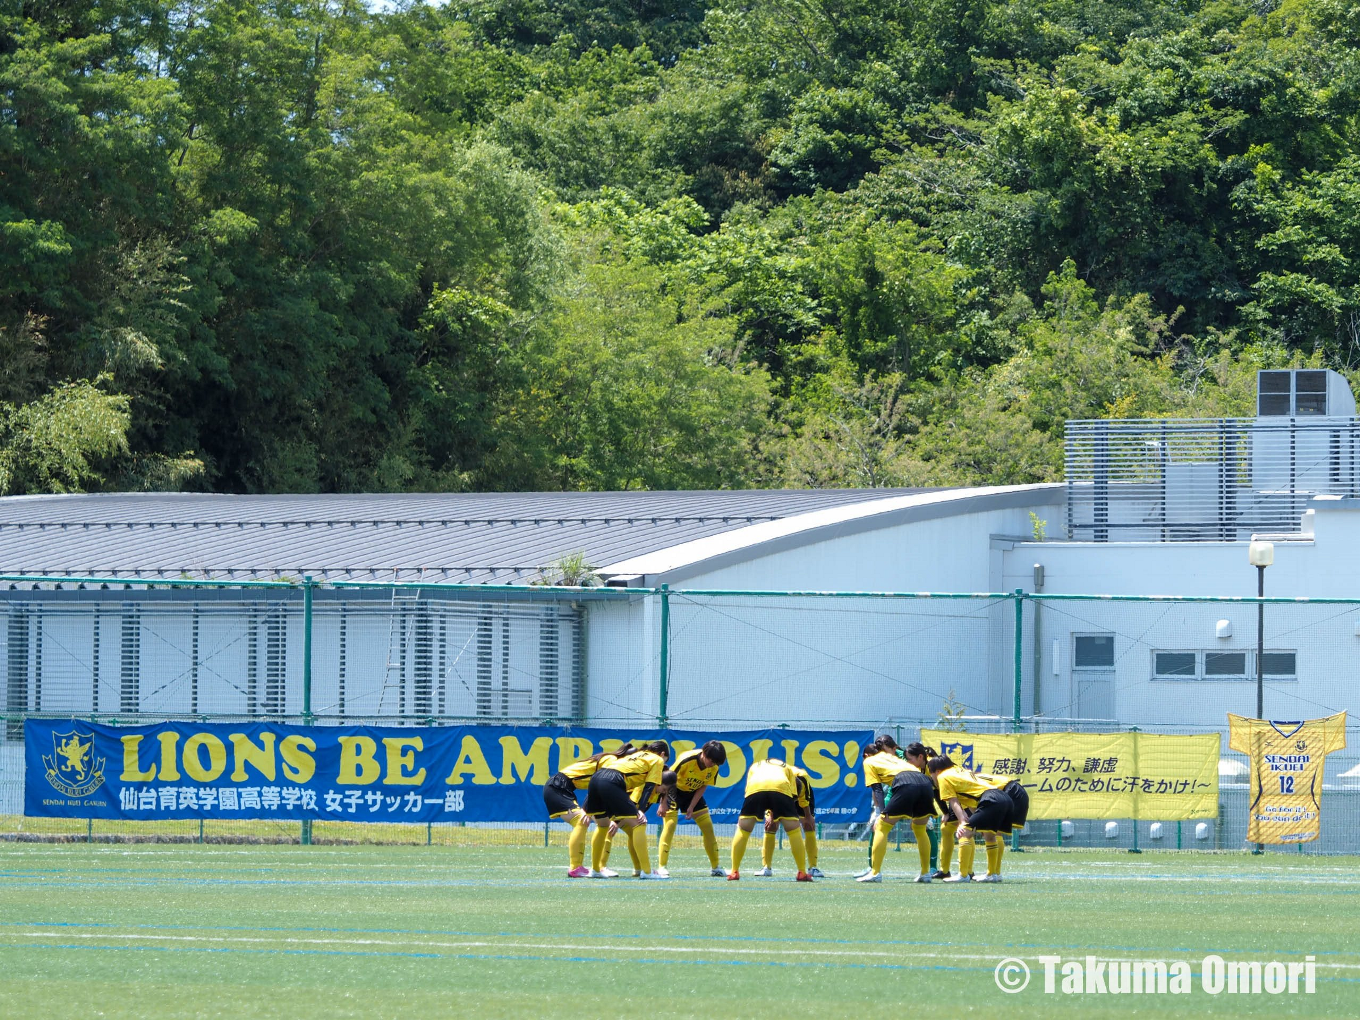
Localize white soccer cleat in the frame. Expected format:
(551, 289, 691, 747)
(807, 867, 825, 878)
(639, 871, 670, 880)
(853, 867, 873, 879)
(977, 873, 1003, 883)
(598, 867, 619, 878)
(588, 869, 607, 879)
(855, 872, 883, 883)
(755, 866, 774, 877)
(914, 873, 932, 883)
(942, 873, 972, 883)
(654, 866, 670, 878)
(710, 867, 727, 877)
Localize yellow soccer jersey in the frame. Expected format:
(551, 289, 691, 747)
(1229, 712, 1347, 844)
(745, 758, 797, 798)
(791, 767, 813, 810)
(559, 757, 600, 789)
(863, 750, 918, 787)
(936, 766, 1007, 809)
(673, 748, 719, 792)
(600, 750, 665, 792)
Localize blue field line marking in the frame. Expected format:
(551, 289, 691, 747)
(0, 942, 981, 972)
(4, 921, 1355, 961)
(0, 943, 440, 959)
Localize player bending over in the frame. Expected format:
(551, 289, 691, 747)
(585, 741, 671, 880)
(757, 763, 822, 878)
(857, 735, 936, 883)
(656, 740, 728, 878)
(928, 755, 1030, 883)
(904, 741, 964, 881)
(728, 758, 813, 882)
(545, 742, 639, 878)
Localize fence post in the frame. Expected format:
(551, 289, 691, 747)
(658, 584, 670, 728)
(301, 575, 314, 848)
(1129, 726, 1142, 854)
(1012, 589, 1024, 851)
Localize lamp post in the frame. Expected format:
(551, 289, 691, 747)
(1248, 539, 1273, 857)
(1247, 540, 1274, 720)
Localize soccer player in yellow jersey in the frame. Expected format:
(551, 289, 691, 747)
(758, 765, 822, 878)
(544, 750, 616, 878)
(905, 741, 962, 880)
(930, 755, 1029, 883)
(857, 735, 935, 883)
(585, 742, 670, 879)
(656, 741, 728, 878)
(604, 768, 677, 876)
(727, 758, 812, 882)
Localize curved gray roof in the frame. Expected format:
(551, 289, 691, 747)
(0, 489, 940, 583)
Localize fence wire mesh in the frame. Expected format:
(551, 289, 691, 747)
(4, 579, 1359, 853)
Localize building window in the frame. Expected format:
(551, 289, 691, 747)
(1153, 651, 1197, 678)
(1074, 635, 1115, 668)
(1152, 650, 1297, 681)
(1260, 652, 1297, 680)
(1204, 652, 1247, 678)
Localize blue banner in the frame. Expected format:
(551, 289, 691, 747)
(25, 720, 874, 823)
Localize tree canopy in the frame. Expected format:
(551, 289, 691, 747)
(1, 0, 1353, 494)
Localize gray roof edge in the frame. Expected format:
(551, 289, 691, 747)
(601, 484, 1065, 585)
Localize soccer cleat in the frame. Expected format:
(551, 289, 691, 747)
(588, 869, 608, 879)
(654, 866, 670, 878)
(977, 873, 1003, 883)
(710, 867, 727, 877)
(942, 873, 972, 883)
(727, 870, 740, 881)
(639, 871, 671, 880)
(567, 866, 590, 878)
(853, 867, 873, 879)
(931, 870, 950, 880)
(796, 871, 813, 882)
(914, 873, 932, 883)
(808, 867, 826, 878)
(632, 870, 642, 878)
(856, 872, 883, 883)
(598, 867, 619, 878)
(755, 866, 774, 877)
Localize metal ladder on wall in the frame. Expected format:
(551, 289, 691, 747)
(379, 582, 423, 715)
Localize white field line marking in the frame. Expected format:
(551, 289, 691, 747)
(9, 931, 1360, 969)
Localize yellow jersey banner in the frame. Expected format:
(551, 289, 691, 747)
(920, 730, 1220, 820)
(1227, 712, 1347, 844)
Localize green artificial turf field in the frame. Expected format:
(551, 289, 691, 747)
(1, 842, 1356, 1019)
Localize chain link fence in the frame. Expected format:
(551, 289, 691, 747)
(4, 578, 1359, 852)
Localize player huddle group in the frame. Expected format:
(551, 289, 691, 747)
(543, 734, 1030, 883)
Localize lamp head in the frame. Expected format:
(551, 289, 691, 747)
(1248, 540, 1274, 567)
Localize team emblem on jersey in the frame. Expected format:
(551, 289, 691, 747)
(1296, 740, 1307, 752)
(942, 742, 974, 769)
(42, 728, 107, 798)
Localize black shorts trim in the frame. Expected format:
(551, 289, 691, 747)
(885, 770, 934, 818)
(584, 769, 636, 818)
(672, 787, 709, 815)
(967, 788, 1015, 832)
(1004, 780, 1029, 829)
(740, 790, 801, 821)
(543, 774, 581, 818)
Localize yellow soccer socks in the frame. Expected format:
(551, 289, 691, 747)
(869, 816, 894, 875)
(786, 827, 808, 874)
(567, 814, 590, 870)
(731, 826, 752, 873)
(761, 831, 777, 869)
(912, 821, 931, 876)
(590, 824, 610, 872)
(804, 828, 818, 869)
(657, 810, 678, 868)
(695, 810, 720, 868)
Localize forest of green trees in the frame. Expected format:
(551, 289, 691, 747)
(4, 0, 1359, 495)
